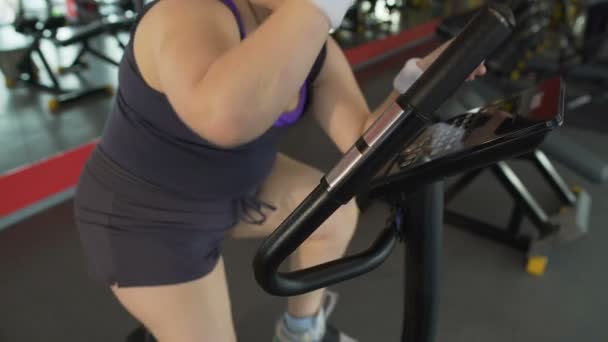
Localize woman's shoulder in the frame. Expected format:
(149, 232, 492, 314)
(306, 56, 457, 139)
(135, 0, 242, 60)
(137, 0, 239, 44)
(131, 0, 241, 92)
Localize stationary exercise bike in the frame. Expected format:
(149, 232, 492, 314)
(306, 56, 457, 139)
(254, 4, 565, 341)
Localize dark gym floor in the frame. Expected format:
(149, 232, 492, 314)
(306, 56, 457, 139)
(1, 42, 608, 342)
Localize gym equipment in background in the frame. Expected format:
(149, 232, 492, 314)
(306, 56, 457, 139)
(254, 6, 568, 341)
(523, 0, 608, 109)
(540, 130, 608, 183)
(66, 0, 139, 23)
(435, 77, 599, 275)
(443, 135, 591, 277)
(437, 0, 608, 182)
(53, 13, 135, 72)
(0, 17, 113, 112)
(437, 0, 552, 80)
(337, 0, 408, 43)
(0, 0, 142, 112)
(439, 0, 608, 110)
(55, 0, 137, 71)
(580, 0, 608, 64)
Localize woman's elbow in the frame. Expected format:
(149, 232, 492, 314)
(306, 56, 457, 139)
(171, 95, 246, 149)
(193, 108, 253, 148)
(202, 123, 247, 149)
(192, 113, 247, 149)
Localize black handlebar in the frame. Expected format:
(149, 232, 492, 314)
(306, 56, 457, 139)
(254, 3, 515, 296)
(397, 2, 515, 115)
(254, 185, 399, 296)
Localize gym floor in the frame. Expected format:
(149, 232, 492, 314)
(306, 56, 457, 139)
(1, 11, 608, 342)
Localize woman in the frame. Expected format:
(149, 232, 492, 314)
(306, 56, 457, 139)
(74, 0, 485, 341)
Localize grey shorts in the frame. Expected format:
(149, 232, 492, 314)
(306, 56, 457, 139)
(74, 148, 273, 287)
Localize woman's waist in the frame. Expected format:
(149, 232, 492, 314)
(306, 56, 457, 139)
(77, 148, 243, 232)
(88, 147, 227, 203)
(100, 96, 279, 197)
(97, 131, 276, 199)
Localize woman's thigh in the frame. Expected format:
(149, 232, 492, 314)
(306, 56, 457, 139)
(230, 153, 359, 241)
(112, 258, 236, 342)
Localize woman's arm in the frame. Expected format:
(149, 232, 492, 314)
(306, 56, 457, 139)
(310, 38, 400, 153)
(311, 39, 486, 153)
(149, 0, 333, 148)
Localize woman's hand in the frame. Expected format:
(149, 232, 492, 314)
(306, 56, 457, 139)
(393, 38, 487, 94)
(417, 39, 487, 81)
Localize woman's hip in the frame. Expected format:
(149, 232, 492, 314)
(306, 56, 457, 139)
(73, 147, 240, 287)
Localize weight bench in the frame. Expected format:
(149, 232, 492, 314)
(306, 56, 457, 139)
(430, 78, 602, 275)
(53, 15, 136, 72)
(541, 131, 608, 184)
(0, 24, 113, 112)
(450, 78, 608, 185)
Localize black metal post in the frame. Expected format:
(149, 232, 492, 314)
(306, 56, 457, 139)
(113, 33, 127, 50)
(444, 209, 530, 252)
(507, 205, 524, 236)
(34, 47, 61, 92)
(491, 161, 551, 234)
(132, 0, 145, 14)
(86, 44, 121, 66)
(401, 181, 443, 342)
(68, 46, 89, 69)
(529, 150, 577, 205)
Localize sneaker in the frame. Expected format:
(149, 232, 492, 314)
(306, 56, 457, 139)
(273, 291, 358, 342)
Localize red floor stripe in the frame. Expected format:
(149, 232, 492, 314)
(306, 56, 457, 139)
(0, 20, 440, 218)
(0, 141, 98, 216)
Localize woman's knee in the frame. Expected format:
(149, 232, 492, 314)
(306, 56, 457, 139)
(309, 198, 359, 244)
(279, 160, 359, 244)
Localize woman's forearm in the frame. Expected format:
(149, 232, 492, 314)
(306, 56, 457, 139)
(361, 90, 401, 133)
(360, 57, 425, 134)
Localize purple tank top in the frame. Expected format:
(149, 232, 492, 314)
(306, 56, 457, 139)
(99, 0, 326, 199)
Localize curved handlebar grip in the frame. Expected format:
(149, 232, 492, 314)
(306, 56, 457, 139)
(398, 2, 515, 117)
(254, 184, 398, 296)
